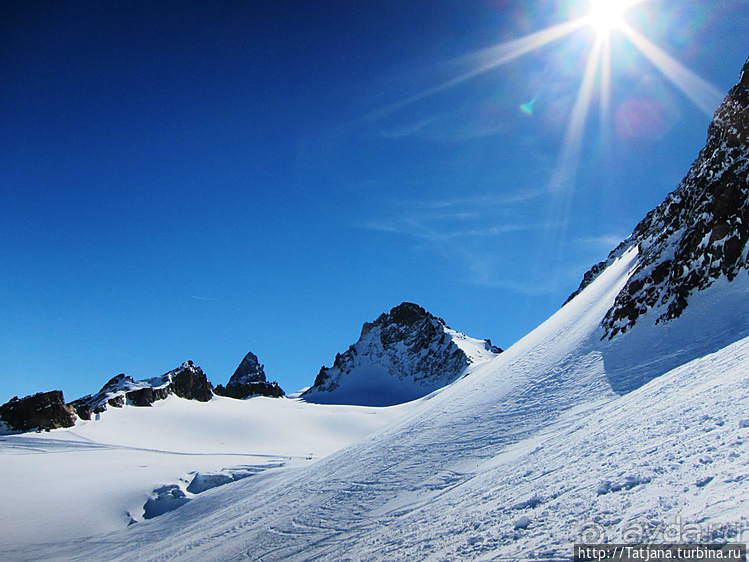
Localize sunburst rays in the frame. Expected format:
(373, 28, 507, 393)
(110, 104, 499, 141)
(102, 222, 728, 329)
(376, 0, 722, 194)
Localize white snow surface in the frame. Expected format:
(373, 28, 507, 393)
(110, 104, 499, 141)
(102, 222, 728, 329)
(0, 395, 416, 548)
(3, 244, 749, 560)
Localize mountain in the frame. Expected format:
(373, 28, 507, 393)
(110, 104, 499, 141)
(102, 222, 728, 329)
(302, 302, 502, 406)
(1, 58, 748, 562)
(566, 55, 749, 392)
(1, 353, 284, 432)
(214, 352, 285, 399)
(2, 302, 494, 429)
(0, 361, 214, 431)
(68, 360, 213, 420)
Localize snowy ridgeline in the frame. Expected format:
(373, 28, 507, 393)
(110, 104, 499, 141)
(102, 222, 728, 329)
(1, 57, 748, 562)
(1, 239, 747, 561)
(0, 303, 499, 431)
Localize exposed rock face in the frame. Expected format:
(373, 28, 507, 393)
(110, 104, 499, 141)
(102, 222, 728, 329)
(170, 361, 214, 402)
(70, 361, 213, 420)
(567, 56, 749, 339)
(230, 351, 266, 384)
(5, 361, 218, 431)
(303, 302, 501, 406)
(214, 352, 285, 399)
(0, 391, 77, 432)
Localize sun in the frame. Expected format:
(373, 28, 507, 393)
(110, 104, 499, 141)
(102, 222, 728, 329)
(586, 0, 632, 37)
(376, 0, 722, 193)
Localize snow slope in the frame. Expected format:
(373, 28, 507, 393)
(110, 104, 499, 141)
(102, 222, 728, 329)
(0, 243, 633, 559)
(3, 58, 747, 562)
(2, 234, 748, 560)
(0, 394, 416, 547)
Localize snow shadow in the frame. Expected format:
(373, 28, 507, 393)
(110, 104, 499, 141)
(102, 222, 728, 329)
(595, 277, 749, 393)
(141, 462, 285, 520)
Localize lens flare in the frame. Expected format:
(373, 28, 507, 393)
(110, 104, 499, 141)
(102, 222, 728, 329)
(520, 99, 536, 116)
(587, 0, 628, 36)
(372, 0, 721, 194)
(620, 23, 724, 117)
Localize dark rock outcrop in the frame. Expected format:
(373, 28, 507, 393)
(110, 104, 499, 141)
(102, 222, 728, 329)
(169, 360, 214, 402)
(70, 361, 213, 420)
(567, 56, 749, 339)
(214, 352, 285, 399)
(70, 372, 170, 419)
(5, 361, 218, 431)
(0, 391, 77, 432)
(230, 351, 266, 384)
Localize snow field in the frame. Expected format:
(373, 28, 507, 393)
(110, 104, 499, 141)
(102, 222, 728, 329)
(3, 243, 749, 561)
(0, 394, 417, 548)
(6, 243, 641, 560)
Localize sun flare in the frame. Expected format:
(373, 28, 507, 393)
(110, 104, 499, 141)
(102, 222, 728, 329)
(586, 0, 632, 37)
(379, 0, 722, 195)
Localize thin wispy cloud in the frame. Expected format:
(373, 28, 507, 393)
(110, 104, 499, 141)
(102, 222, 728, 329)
(361, 218, 534, 241)
(467, 275, 570, 295)
(573, 234, 627, 251)
(376, 111, 514, 143)
(377, 117, 439, 139)
(355, 187, 570, 289)
(405, 189, 544, 210)
(359, 189, 546, 243)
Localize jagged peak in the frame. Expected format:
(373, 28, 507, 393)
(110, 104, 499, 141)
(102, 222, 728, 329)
(361, 302, 447, 338)
(567, 55, 749, 339)
(304, 302, 499, 406)
(214, 352, 285, 400)
(68, 360, 213, 421)
(228, 352, 266, 385)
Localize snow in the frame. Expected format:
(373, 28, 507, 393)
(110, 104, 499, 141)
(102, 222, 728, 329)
(598, 270, 749, 392)
(300, 363, 430, 406)
(2, 243, 749, 560)
(444, 328, 500, 365)
(0, 394, 416, 547)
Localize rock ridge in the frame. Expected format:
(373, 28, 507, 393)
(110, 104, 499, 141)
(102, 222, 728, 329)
(303, 302, 501, 405)
(567, 56, 749, 339)
(214, 351, 285, 399)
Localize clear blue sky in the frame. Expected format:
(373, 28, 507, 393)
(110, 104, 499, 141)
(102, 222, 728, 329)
(2, 0, 747, 403)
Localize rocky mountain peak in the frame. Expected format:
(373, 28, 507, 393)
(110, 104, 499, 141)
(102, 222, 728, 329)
(389, 301, 426, 324)
(169, 361, 214, 402)
(228, 352, 266, 385)
(68, 360, 213, 420)
(568, 56, 749, 339)
(360, 302, 440, 337)
(214, 352, 285, 399)
(303, 302, 500, 406)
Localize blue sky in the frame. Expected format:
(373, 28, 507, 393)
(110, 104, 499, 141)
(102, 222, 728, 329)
(2, 0, 748, 403)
